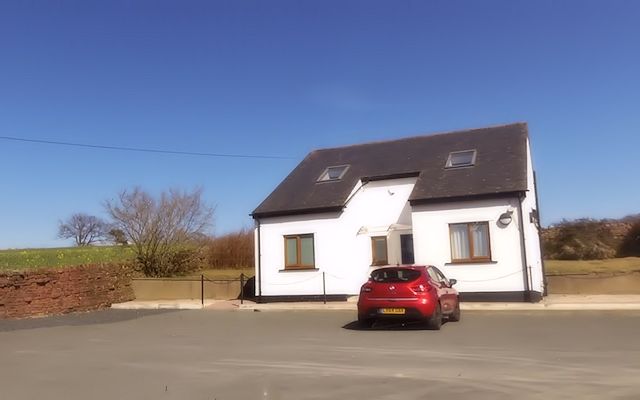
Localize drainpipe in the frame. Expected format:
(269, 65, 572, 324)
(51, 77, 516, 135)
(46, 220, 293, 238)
(256, 218, 262, 302)
(534, 171, 548, 296)
(517, 194, 532, 302)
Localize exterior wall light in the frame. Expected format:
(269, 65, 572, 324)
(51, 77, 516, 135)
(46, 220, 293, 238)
(498, 210, 514, 226)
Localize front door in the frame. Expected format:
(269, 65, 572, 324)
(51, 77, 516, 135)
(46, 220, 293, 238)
(400, 234, 414, 264)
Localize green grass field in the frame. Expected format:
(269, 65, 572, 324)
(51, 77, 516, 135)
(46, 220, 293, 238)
(0, 246, 255, 279)
(545, 257, 640, 275)
(0, 246, 136, 272)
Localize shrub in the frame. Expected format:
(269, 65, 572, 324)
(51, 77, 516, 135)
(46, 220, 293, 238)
(204, 228, 254, 269)
(105, 187, 215, 277)
(618, 221, 640, 257)
(543, 219, 618, 260)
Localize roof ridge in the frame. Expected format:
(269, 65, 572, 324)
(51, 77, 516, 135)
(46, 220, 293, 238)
(310, 122, 528, 153)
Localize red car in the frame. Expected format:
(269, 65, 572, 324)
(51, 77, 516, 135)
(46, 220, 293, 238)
(357, 265, 460, 330)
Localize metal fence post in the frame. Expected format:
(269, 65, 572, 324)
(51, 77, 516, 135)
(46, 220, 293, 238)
(322, 271, 326, 304)
(240, 273, 244, 305)
(201, 274, 204, 306)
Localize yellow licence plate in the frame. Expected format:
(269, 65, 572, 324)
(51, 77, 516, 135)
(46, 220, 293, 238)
(380, 308, 405, 315)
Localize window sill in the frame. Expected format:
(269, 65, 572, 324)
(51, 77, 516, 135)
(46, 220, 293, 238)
(279, 268, 319, 273)
(445, 260, 497, 266)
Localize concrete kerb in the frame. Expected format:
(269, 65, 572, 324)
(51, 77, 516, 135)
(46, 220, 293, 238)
(111, 295, 640, 311)
(111, 299, 242, 310)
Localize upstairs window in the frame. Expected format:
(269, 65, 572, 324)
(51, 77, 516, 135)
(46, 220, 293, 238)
(317, 165, 349, 182)
(445, 150, 476, 168)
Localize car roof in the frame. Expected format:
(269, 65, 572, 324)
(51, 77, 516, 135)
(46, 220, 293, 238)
(372, 265, 429, 271)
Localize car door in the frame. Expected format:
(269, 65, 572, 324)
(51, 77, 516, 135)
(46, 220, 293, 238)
(432, 267, 457, 313)
(426, 267, 448, 308)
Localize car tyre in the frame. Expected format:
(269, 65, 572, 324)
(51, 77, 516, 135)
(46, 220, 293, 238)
(426, 302, 442, 330)
(449, 298, 461, 322)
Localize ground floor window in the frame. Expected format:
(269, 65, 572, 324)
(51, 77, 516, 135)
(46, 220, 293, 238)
(371, 236, 388, 266)
(284, 234, 315, 269)
(449, 222, 491, 262)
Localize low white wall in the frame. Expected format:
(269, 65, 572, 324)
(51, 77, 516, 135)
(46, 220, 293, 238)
(411, 197, 528, 294)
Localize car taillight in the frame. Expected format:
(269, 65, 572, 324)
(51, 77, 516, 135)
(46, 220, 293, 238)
(411, 284, 428, 293)
(361, 286, 372, 293)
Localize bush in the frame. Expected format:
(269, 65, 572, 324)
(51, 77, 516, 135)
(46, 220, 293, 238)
(204, 228, 254, 269)
(543, 219, 618, 260)
(105, 187, 215, 277)
(618, 221, 640, 257)
(134, 245, 204, 277)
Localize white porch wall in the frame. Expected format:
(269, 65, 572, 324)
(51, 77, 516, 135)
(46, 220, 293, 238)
(411, 198, 528, 293)
(255, 177, 417, 296)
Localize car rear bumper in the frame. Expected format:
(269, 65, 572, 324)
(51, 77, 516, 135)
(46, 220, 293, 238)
(357, 297, 436, 320)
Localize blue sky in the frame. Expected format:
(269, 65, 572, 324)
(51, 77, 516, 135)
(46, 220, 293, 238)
(1, 0, 639, 249)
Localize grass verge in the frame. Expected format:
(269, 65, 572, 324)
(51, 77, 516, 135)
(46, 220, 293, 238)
(545, 257, 640, 275)
(0, 246, 254, 278)
(0, 246, 135, 272)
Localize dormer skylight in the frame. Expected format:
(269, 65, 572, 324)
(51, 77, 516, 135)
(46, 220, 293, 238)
(445, 150, 476, 169)
(317, 165, 349, 182)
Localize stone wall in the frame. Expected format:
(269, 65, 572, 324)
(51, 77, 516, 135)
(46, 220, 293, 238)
(0, 264, 134, 319)
(547, 272, 640, 295)
(131, 278, 243, 300)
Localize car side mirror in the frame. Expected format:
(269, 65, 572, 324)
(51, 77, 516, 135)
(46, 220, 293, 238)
(449, 279, 457, 286)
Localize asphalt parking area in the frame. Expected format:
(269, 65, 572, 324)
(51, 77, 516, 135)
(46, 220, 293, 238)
(1, 309, 639, 399)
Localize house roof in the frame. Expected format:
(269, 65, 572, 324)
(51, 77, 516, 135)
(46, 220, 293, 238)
(252, 123, 529, 218)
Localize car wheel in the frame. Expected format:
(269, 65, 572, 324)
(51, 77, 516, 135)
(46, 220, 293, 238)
(449, 299, 461, 322)
(426, 302, 442, 330)
(357, 316, 374, 329)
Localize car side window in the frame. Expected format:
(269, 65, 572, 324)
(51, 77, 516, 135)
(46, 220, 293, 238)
(432, 267, 450, 286)
(426, 267, 441, 284)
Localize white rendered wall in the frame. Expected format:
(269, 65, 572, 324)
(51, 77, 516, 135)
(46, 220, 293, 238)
(411, 197, 528, 294)
(521, 139, 544, 294)
(255, 177, 417, 296)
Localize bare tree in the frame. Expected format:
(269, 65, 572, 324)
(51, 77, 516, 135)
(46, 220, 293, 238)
(104, 187, 215, 276)
(58, 213, 109, 246)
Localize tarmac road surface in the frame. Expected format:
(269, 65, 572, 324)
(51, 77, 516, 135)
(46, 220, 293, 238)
(1, 309, 639, 399)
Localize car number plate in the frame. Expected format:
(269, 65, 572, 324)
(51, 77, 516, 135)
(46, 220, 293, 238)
(380, 308, 405, 315)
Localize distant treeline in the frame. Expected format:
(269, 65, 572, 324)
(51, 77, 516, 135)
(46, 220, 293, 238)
(542, 214, 640, 260)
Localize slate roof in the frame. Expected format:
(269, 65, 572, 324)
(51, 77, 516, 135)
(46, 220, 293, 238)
(252, 123, 529, 218)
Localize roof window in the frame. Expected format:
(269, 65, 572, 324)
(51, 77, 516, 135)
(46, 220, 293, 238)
(317, 165, 349, 182)
(445, 150, 476, 169)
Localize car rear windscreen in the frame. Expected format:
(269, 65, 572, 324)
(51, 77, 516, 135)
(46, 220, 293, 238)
(371, 268, 421, 283)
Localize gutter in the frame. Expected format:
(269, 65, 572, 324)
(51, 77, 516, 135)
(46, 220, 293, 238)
(251, 205, 343, 219)
(517, 193, 532, 302)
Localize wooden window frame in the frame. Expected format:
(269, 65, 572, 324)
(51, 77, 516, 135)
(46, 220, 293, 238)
(371, 236, 389, 266)
(448, 221, 492, 263)
(284, 234, 315, 270)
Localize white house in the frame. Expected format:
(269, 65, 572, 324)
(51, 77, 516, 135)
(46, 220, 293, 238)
(251, 123, 545, 302)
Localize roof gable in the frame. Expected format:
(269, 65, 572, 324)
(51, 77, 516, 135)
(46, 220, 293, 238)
(252, 123, 529, 218)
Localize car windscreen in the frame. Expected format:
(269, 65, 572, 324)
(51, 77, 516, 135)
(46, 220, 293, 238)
(371, 268, 421, 283)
